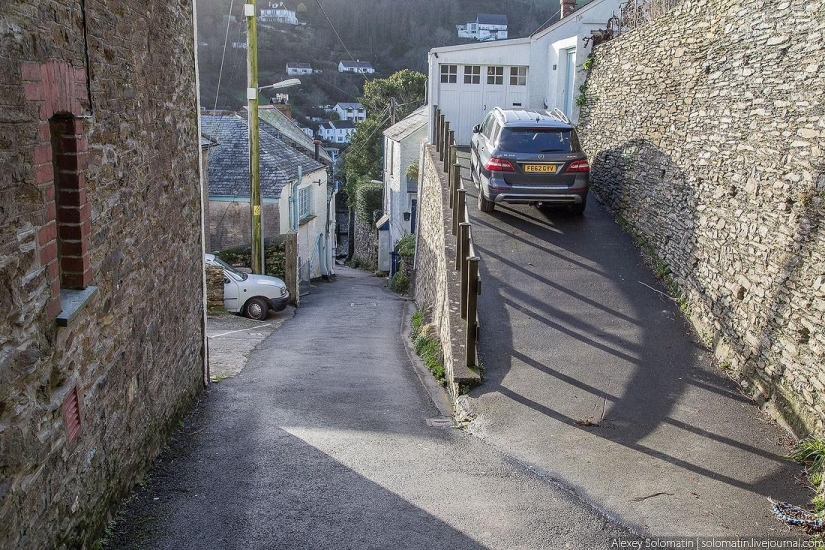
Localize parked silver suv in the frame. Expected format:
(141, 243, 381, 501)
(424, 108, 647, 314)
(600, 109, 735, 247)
(470, 108, 590, 214)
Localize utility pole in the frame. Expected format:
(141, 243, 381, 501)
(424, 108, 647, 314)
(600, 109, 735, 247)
(390, 97, 397, 125)
(245, 0, 263, 274)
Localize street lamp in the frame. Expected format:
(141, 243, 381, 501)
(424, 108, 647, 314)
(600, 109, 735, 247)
(245, 38, 301, 273)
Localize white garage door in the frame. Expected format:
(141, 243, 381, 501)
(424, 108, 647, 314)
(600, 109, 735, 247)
(436, 63, 530, 145)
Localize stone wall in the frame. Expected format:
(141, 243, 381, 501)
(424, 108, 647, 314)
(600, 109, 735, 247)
(352, 217, 378, 270)
(578, 0, 825, 435)
(413, 145, 481, 396)
(206, 267, 224, 310)
(0, 1, 205, 548)
(208, 201, 281, 252)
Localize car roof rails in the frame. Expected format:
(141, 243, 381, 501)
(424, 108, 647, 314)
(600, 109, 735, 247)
(551, 108, 571, 124)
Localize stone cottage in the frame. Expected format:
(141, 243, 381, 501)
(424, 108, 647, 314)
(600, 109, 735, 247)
(0, 1, 206, 548)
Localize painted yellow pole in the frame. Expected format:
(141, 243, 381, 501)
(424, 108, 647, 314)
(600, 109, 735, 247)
(245, 0, 262, 274)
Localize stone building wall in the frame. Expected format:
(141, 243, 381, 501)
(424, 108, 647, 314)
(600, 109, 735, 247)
(578, 0, 825, 435)
(0, 1, 204, 548)
(413, 145, 481, 396)
(208, 201, 281, 253)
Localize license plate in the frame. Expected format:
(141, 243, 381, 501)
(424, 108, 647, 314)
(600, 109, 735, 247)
(523, 164, 558, 173)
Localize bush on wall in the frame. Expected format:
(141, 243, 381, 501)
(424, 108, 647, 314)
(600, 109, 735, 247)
(355, 180, 383, 224)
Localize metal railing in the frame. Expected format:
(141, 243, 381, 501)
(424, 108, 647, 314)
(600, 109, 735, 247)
(432, 106, 481, 369)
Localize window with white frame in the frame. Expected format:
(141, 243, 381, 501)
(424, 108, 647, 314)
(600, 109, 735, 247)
(510, 66, 527, 86)
(487, 66, 504, 85)
(440, 64, 457, 83)
(298, 186, 311, 219)
(464, 65, 481, 84)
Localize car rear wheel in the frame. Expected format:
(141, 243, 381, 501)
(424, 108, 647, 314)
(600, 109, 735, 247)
(570, 197, 587, 216)
(244, 297, 269, 320)
(478, 187, 495, 212)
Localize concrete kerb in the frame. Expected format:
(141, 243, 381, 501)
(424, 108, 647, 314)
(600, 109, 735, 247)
(400, 300, 454, 420)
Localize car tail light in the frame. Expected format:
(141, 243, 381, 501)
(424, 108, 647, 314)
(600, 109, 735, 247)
(484, 157, 515, 172)
(566, 159, 590, 173)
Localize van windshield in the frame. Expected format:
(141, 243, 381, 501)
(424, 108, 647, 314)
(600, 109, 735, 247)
(212, 256, 248, 281)
(497, 128, 580, 154)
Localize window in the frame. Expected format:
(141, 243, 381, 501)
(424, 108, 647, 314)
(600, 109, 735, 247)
(497, 128, 580, 154)
(298, 186, 311, 219)
(440, 64, 457, 83)
(480, 112, 495, 138)
(510, 66, 527, 86)
(486, 66, 504, 85)
(464, 65, 481, 84)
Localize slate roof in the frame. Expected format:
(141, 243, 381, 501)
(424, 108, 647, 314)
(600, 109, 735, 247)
(334, 102, 364, 110)
(384, 105, 428, 142)
(287, 62, 312, 69)
(477, 13, 508, 25)
(200, 113, 325, 200)
(257, 106, 332, 164)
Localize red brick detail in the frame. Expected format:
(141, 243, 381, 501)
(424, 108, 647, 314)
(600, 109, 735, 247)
(60, 254, 89, 274)
(62, 269, 93, 290)
(57, 202, 90, 225)
(34, 144, 52, 165)
(56, 219, 90, 242)
(46, 297, 63, 318)
(50, 276, 61, 298)
(38, 121, 51, 142)
(58, 185, 86, 207)
(21, 62, 42, 82)
(60, 136, 87, 153)
(24, 82, 44, 101)
(47, 260, 60, 281)
(36, 163, 54, 186)
(60, 239, 89, 258)
(40, 240, 58, 265)
(45, 201, 56, 222)
(41, 185, 55, 203)
(38, 222, 57, 246)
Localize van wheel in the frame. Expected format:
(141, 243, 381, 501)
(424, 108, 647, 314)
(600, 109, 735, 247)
(244, 297, 269, 320)
(478, 188, 495, 212)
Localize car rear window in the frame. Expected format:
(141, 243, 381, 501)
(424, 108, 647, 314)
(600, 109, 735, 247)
(497, 128, 580, 154)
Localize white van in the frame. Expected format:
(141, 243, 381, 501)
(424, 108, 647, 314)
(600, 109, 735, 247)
(205, 254, 290, 320)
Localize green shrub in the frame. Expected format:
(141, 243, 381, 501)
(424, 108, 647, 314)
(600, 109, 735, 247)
(790, 438, 825, 514)
(355, 180, 383, 224)
(411, 310, 424, 338)
(389, 273, 408, 294)
(414, 335, 445, 383)
(397, 234, 415, 258)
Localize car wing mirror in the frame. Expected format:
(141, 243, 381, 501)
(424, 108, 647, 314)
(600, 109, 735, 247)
(223, 277, 231, 284)
(472, 124, 482, 133)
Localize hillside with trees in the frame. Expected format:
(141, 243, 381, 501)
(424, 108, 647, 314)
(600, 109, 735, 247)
(196, 0, 563, 114)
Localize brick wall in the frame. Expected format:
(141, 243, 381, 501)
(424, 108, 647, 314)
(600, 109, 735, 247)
(413, 145, 481, 396)
(579, 0, 825, 435)
(0, 1, 204, 548)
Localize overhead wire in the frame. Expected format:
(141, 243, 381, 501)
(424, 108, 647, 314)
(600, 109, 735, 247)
(213, 0, 236, 110)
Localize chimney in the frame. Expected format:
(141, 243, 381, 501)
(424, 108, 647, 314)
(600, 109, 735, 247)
(561, 0, 576, 18)
(313, 140, 321, 161)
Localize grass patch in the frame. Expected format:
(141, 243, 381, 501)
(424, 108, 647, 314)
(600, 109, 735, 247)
(791, 438, 825, 515)
(410, 310, 446, 385)
(389, 273, 409, 294)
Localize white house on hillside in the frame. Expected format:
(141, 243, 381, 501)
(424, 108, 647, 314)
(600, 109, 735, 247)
(260, 2, 298, 25)
(457, 14, 509, 41)
(317, 120, 356, 144)
(378, 105, 428, 271)
(338, 60, 375, 74)
(286, 62, 313, 75)
(430, 0, 620, 144)
(332, 102, 366, 122)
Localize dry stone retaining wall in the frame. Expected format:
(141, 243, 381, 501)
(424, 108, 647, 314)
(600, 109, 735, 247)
(413, 145, 480, 396)
(579, 0, 825, 435)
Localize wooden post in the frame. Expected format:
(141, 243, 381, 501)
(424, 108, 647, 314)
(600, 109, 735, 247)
(450, 163, 460, 212)
(466, 257, 480, 367)
(453, 188, 465, 237)
(437, 114, 445, 157)
(442, 121, 450, 163)
(458, 223, 470, 317)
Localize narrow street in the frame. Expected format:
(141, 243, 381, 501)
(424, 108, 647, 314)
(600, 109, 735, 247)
(458, 152, 808, 536)
(110, 267, 632, 549)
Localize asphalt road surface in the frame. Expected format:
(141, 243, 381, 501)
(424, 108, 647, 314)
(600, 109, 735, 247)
(458, 150, 807, 537)
(109, 267, 634, 550)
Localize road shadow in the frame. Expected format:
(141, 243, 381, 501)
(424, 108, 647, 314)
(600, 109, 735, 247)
(460, 141, 807, 519)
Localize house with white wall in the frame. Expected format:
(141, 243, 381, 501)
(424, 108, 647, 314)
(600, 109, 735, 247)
(378, 106, 428, 271)
(332, 102, 367, 122)
(457, 14, 509, 41)
(317, 120, 356, 144)
(201, 113, 336, 281)
(260, 2, 298, 25)
(338, 60, 375, 74)
(286, 62, 313, 76)
(429, 0, 620, 145)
